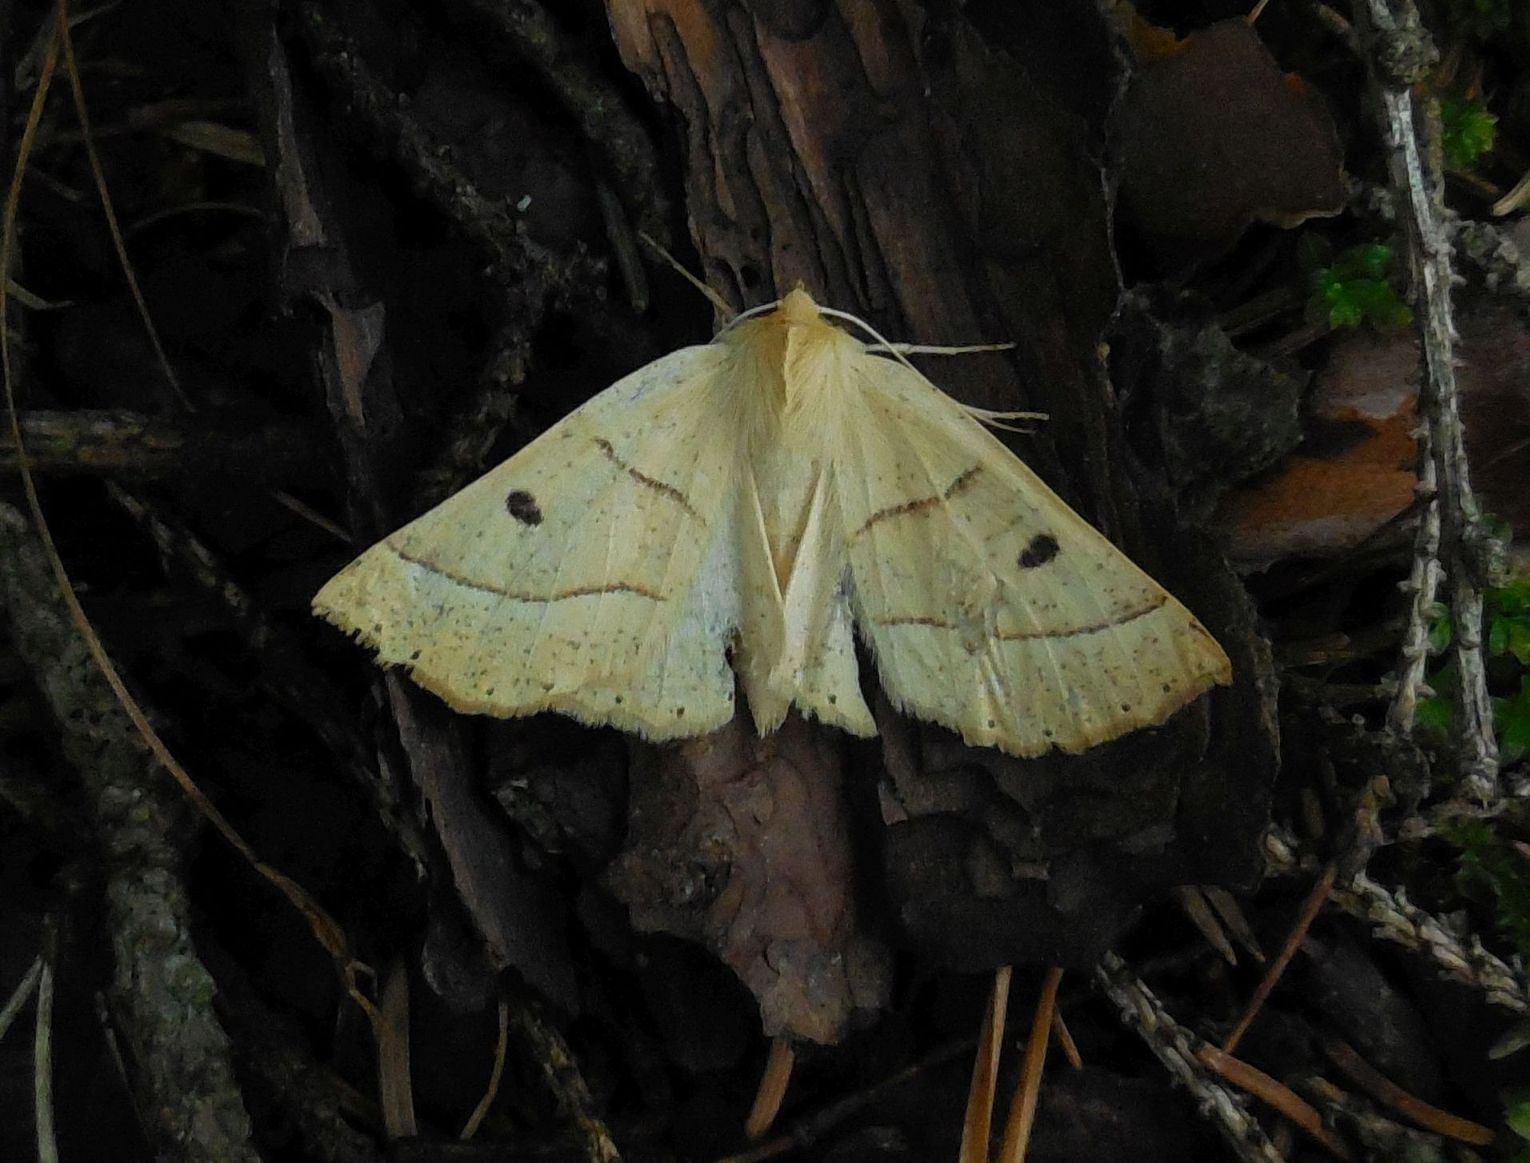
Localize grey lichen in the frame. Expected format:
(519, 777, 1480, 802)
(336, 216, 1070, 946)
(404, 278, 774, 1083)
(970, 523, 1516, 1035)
(0, 505, 260, 1163)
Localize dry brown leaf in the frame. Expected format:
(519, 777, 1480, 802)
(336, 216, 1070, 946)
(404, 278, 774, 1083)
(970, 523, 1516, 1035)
(1118, 18, 1346, 266)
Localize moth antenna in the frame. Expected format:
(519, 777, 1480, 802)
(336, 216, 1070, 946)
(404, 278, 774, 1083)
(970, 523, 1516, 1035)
(818, 306, 1035, 426)
(963, 405, 1048, 433)
(864, 342, 1017, 356)
(713, 299, 785, 337)
(636, 231, 737, 320)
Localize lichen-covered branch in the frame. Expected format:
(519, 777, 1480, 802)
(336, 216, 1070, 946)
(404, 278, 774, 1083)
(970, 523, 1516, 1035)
(0, 505, 260, 1163)
(1095, 953, 1288, 1163)
(1264, 828, 1530, 1015)
(1356, 0, 1500, 802)
(1386, 481, 1441, 743)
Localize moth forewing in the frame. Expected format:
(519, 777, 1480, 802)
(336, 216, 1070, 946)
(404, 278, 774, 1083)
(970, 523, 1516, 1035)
(313, 343, 745, 738)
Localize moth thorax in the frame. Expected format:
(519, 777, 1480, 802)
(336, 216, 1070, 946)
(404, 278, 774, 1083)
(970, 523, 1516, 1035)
(781, 326, 850, 422)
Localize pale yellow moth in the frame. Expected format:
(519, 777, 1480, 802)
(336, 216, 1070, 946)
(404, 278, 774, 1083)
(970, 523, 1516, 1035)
(313, 289, 1232, 757)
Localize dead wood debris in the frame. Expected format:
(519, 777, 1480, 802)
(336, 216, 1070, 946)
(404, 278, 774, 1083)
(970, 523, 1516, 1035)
(101, 480, 428, 867)
(606, 713, 892, 1045)
(292, 5, 606, 297)
(1303, 1076, 1456, 1161)
(262, 0, 587, 1009)
(1453, 218, 1530, 299)
(217, 964, 387, 1163)
(442, 0, 668, 240)
(0, 504, 261, 1163)
(0, 409, 326, 482)
(287, 4, 618, 505)
(502, 988, 622, 1163)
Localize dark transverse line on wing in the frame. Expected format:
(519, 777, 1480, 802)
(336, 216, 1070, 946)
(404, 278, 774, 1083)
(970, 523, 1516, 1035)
(593, 437, 703, 523)
(874, 594, 1168, 640)
(389, 543, 665, 603)
(392, 545, 1163, 635)
(853, 464, 982, 539)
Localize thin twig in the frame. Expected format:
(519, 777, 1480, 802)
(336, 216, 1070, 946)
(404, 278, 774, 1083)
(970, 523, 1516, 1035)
(744, 1037, 795, 1140)
(1050, 1010, 1083, 1071)
(461, 997, 510, 1139)
(1095, 954, 1287, 1163)
(1177, 886, 1238, 966)
(1197, 1046, 1352, 1159)
(1202, 887, 1267, 964)
(996, 967, 1062, 1163)
(377, 957, 417, 1138)
(55, 10, 188, 408)
(1321, 1037, 1494, 1146)
(1357, 0, 1500, 801)
(960, 965, 1011, 1163)
(34, 949, 57, 1163)
(1386, 482, 1441, 741)
(0, 955, 43, 1042)
(1223, 863, 1338, 1054)
(0, 409, 327, 481)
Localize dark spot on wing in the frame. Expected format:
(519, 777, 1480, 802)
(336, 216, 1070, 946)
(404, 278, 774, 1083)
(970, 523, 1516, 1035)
(1018, 532, 1060, 569)
(505, 490, 543, 525)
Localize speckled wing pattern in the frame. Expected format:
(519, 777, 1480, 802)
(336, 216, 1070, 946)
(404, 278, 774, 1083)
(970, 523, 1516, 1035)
(831, 356, 1232, 756)
(313, 344, 749, 740)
